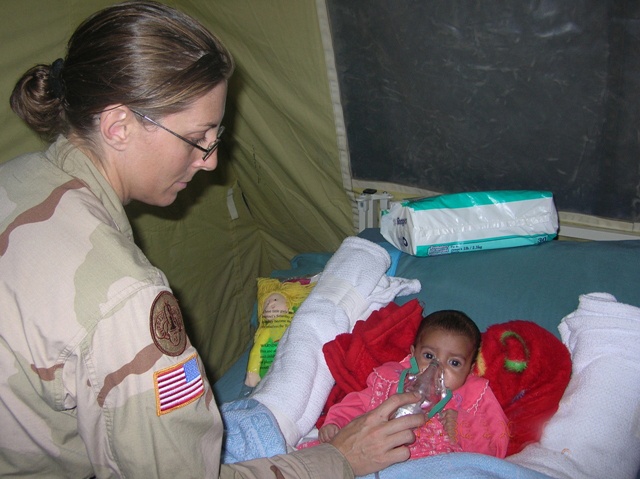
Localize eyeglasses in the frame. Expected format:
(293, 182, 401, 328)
(131, 109, 224, 161)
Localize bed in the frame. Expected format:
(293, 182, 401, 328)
(213, 229, 640, 479)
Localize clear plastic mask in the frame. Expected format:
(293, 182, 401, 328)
(393, 357, 451, 419)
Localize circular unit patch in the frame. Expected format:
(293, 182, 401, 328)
(150, 291, 187, 357)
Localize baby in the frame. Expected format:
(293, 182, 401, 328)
(315, 310, 509, 459)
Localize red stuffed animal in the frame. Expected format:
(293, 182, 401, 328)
(474, 320, 572, 456)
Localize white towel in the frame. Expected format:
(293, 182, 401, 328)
(251, 236, 421, 446)
(508, 292, 640, 479)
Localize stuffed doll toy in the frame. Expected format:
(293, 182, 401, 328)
(245, 278, 315, 387)
(474, 320, 572, 456)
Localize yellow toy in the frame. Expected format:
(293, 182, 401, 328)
(244, 278, 315, 387)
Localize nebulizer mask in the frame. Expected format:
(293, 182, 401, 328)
(393, 357, 452, 419)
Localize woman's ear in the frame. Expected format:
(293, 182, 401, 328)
(99, 105, 134, 151)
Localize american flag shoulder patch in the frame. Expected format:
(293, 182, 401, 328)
(154, 353, 204, 416)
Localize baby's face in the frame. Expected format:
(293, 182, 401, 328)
(411, 328, 475, 391)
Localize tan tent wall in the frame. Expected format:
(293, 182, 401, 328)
(0, 0, 354, 382)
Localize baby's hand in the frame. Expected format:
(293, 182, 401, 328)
(438, 409, 458, 443)
(318, 423, 340, 443)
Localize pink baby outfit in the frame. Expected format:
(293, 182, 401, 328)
(320, 356, 509, 459)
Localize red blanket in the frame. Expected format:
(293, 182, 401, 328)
(318, 299, 424, 427)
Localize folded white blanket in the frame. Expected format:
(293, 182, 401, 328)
(251, 236, 421, 446)
(508, 292, 640, 479)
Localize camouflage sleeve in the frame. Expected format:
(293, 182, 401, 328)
(72, 285, 222, 477)
(220, 444, 354, 479)
(73, 282, 354, 478)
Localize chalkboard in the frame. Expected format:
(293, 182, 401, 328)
(326, 1, 640, 221)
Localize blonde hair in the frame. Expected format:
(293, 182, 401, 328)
(257, 279, 314, 317)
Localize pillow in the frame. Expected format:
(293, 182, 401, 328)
(474, 320, 572, 456)
(507, 293, 640, 479)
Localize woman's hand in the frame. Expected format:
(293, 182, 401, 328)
(329, 392, 426, 476)
(319, 423, 340, 443)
